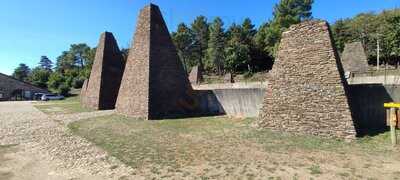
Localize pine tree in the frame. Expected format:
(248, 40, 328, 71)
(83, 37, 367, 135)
(191, 16, 209, 71)
(39, 56, 53, 71)
(225, 23, 251, 73)
(12, 63, 31, 81)
(206, 17, 225, 75)
(29, 67, 51, 88)
(172, 23, 196, 72)
(242, 18, 257, 45)
(332, 19, 352, 53)
(264, 0, 314, 56)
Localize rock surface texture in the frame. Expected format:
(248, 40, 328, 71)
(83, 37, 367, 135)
(341, 41, 369, 73)
(116, 4, 198, 120)
(189, 66, 203, 85)
(82, 32, 125, 110)
(80, 79, 88, 105)
(258, 20, 356, 139)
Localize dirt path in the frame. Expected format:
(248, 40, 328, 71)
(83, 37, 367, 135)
(0, 101, 134, 180)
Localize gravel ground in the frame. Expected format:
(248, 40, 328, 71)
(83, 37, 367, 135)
(0, 101, 136, 180)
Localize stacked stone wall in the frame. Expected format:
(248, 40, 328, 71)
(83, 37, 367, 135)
(341, 41, 369, 73)
(116, 4, 198, 120)
(189, 66, 202, 85)
(82, 32, 125, 110)
(258, 20, 356, 139)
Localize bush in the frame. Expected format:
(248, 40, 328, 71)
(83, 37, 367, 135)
(72, 78, 85, 89)
(48, 73, 65, 93)
(58, 84, 70, 96)
(243, 71, 254, 79)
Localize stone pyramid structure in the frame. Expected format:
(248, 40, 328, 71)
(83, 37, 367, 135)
(341, 41, 369, 73)
(80, 79, 88, 105)
(188, 66, 203, 85)
(81, 32, 125, 110)
(258, 20, 356, 139)
(116, 4, 198, 120)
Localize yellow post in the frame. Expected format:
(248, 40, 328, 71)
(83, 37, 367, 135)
(390, 108, 397, 146)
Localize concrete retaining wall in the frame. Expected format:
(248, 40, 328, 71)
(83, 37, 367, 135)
(348, 76, 400, 85)
(193, 82, 267, 90)
(194, 84, 266, 117)
(348, 84, 400, 136)
(212, 88, 265, 117)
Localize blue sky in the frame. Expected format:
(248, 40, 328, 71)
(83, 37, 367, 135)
(0, 0, 399, 75)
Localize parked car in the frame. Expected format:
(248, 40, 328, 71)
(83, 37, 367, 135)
(41, 94, 65, 101)
(34, 93, 45, 100)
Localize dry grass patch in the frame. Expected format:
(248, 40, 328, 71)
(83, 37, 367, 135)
(68, 115, 400, 179)
(34, 96, 92, 115)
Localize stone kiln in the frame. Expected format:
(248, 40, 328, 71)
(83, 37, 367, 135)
(188, 66, 203, 85)
(341, 41, 369, 73)
(80, 79, 88, 105)
(116, 4, 198, 120)
(258, 20, 356, 139)
(81, 32, 125, 110)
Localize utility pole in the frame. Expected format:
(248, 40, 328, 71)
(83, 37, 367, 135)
(377, 36, 380, 71)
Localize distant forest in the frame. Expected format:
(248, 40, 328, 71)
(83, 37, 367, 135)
(11, 0, 400, 95)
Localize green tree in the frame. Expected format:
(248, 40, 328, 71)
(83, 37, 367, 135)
(225, 23, 251, 73)
(386, 16, 400, 58)
(206, 17, 226, 75)
(253, 23, 274, 71)
(47, 73, 70, 96)
(82, 47, 96, 78)
(39, 56, 53, 71)
(172, 23, 196, 72)
(382, 12, 400, 67)
(70, 43, 91, 69)
(54, 44, 95, 89)
(12, 63, 31, 81)
(242, 18, 257, 45)
(331, 9, 400, 66)
(56, 51, 75, 73)
(191, 16, 209, 71)
(332, 19, 351, 52)
(273, 0, 313, 28)
(28, 67, 51, 88)
(264, 0, 314, 56)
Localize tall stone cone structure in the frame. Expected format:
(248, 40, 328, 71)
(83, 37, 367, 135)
(82, 32, 125, 110)
(189, 66, 203, 85)
(80, 79, 88, 105)
(116, 4, 198, 120)
(341, 41, 369, 73)
(258, 20, 356, 139)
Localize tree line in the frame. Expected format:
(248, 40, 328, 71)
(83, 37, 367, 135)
(332, 8, 400, 67)
(12, 44, 97, 96)
(171, 0, 314, 75)
(11, 0, 400, 95)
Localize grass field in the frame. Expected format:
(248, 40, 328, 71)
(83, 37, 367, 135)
(68, 115, 400, 179)
(34, 95, 93, 115)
